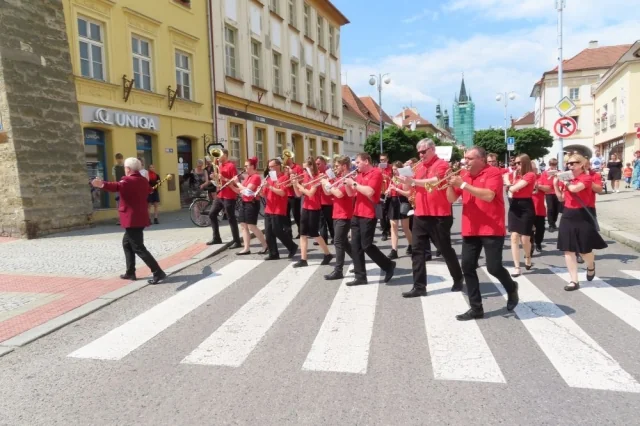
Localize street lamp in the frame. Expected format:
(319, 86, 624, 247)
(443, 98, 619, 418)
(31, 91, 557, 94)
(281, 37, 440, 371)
(496, 91, 517, 164)
(369, 73, 391, 156)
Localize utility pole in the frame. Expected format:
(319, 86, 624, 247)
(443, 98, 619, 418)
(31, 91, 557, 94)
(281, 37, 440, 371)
(557, 0, 566, 169)
(369, 73, 390, 157)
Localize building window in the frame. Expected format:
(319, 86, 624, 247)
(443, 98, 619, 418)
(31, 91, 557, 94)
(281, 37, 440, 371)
(321, 140, 328, 156)
(317, 16, 324, 47)
(84, 129, 108, 209)
(224, 26, 237, 78)
(288, 0, 296, 26)
(273, 52, 281, 95)
(251, 40, 262, 87)
(269, 0, 279, 14)
(328, 26, 335, 55)
(306, 68, 313, 106)
(308, 137, 316, 159)
(333, 141, 339, 155)
(255, 128, 266, 170)
(569, 87, 580, 100)
(331, 82, 336, 115)
(291, 61, 298, 101)
(319, 76, 326, 111)
(136, 134, 153, 171)
(229, 123, 242, 165)
(276, 131, 285, 158)
(78, 17, 105, 80)
(132, 36, 152, 91)
(303, 3, 310, 38)
(175, 51, 192, 100)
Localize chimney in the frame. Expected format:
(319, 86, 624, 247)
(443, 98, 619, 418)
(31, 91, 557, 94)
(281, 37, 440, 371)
(588, 40, 598, 49)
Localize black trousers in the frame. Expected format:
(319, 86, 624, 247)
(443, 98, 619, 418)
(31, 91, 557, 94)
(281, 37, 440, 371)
(410, 214, 433, 256)
(461, 236, 516, 311)
(333, 219, 353, 271)
(380, 197, 391, 236)
(123, 227, 162, 277)
(287, 196, 301, 235)
(351, 216, 393, 281)
(545, 194, 561, 227)
(319, 204, 335, 242)
(531, 215, 546, 246)
(209, 197, 241, 243)
(264, 213, 297, 258)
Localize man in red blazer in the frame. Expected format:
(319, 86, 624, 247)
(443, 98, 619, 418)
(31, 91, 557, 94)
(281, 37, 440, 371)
(91, 157, 167, 284)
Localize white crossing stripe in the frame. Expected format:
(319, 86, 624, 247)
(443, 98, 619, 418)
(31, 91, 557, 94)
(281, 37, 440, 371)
(423, 264, 505, 383)
(182, 262, 318, 367)
(484, 267, 640, 393)
(69, 260, 263, 361)
(621, 270, 640, 282)
(552, 268, 640, 333)
(302, 263, 381, 374)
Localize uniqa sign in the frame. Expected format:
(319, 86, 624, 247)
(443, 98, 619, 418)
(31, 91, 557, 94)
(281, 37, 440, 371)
(81, 106, 160, 131)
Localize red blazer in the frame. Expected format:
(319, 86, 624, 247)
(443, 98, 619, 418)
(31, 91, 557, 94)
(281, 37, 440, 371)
(101, 172, 150, 228)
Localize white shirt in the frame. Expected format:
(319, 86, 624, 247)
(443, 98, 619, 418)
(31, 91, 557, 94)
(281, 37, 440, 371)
(140, 168, 149, 180)
(590, 156, 603, 171)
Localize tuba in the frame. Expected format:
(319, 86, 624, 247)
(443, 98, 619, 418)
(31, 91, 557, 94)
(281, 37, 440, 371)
(282, 149, 294, 162)
(208, 147, 223, 187)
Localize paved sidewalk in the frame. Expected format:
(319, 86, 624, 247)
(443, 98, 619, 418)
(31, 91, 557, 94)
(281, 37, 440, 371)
(596, 188, 640, 251)
(0, 209, 264, 348)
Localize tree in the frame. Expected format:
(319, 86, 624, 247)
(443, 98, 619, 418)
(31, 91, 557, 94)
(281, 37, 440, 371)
(473, 128, 553, 160)
(364, 127, 463, 164)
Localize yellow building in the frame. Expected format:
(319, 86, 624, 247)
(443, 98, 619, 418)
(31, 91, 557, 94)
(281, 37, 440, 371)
(593, 41, 640, 163)
(62, 0, 214, 220)
(211, 0, 349, 170)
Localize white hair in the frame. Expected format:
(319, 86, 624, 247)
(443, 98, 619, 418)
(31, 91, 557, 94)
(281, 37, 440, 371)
(124, 157, 141, 171)
(197, 159, 205, 167)
(417, 138, 435, 151)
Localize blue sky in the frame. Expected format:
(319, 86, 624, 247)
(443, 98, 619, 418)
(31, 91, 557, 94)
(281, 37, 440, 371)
(333, 0, 638, 130)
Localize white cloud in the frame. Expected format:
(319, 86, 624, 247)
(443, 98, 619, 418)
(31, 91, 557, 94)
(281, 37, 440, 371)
(402, 8, 439, 24)
(343, 3, 639, 129)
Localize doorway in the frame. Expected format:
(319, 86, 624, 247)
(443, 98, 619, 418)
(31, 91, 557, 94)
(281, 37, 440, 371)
(177, 137, 194, 207)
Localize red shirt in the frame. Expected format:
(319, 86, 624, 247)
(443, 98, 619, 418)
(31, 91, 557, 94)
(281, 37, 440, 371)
(453, 165, 505, 237)
(217, 161, 238, 200)
(511, 172, 536, 198)
(286, 163, 304, 197)
(413, 156, 451, 217)
(380, 165, 392, 195)
(563, 172, 593, 209)
(332, 186, 353, 220)
(241, 174, 261, 202)
(353, 167, 382, 219)
(538, 170, 557, 193)
(587, 169, 602, 208)
(263, 174, 288, 215)
(317, 165, 334, 205)
(532, 175, 546, 216)
(301, 174, 321, 211)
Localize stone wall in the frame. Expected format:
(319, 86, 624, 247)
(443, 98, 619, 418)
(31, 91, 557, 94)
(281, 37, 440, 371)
(0, 0, 93, 238)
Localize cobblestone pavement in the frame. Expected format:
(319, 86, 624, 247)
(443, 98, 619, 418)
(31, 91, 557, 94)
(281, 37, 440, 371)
(595, 188, 639, 235)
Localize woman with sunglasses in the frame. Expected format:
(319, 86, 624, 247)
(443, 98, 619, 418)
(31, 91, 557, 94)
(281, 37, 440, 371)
(232, 157, 268, 255)
(553, 154, 607, 291)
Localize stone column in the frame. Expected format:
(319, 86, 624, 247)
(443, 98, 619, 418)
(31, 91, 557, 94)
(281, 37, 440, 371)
(0, 0, 92, 238)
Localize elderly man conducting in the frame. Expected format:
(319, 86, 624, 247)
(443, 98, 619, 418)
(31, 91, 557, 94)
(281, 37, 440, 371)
(91, 157, 167, 285)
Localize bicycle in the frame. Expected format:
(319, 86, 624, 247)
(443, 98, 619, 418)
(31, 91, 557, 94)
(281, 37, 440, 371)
(189, 192, 265, 228)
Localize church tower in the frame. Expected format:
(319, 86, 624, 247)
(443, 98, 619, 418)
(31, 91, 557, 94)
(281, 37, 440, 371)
(452, 75, 476, 147)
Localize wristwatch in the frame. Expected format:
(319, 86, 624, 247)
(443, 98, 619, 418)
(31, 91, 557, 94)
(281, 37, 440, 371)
(411, 182, 416, 187)
(352, 182, 358, 188)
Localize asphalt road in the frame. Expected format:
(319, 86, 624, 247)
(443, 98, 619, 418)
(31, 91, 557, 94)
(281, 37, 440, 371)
(1, 205, 640, 425)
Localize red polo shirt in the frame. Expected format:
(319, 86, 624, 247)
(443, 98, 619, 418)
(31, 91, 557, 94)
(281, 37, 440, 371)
(453, 165, 505, 237)
(217, 161, 238, 200)
(301, 174, 321, 211)
(512, 172, 536, 198)
(332, 186, 353, 220)
(317, 165, 334, 206)
(263, 174, 288, 216)
(414, 156, 451, 217)
(538, 170, 557, 193)
(286, 163, 304, 197)
(532, 175, 546, 216)
(380, 165, 392, 195)
(564, 172, 593, 209)
(587, 169, 602, 208)
(353, 167, 382, 219)
(241, 174, 261, 202)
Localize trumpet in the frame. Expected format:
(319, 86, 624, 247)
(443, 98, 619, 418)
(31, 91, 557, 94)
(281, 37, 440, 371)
(330, 169, 358, 187)
(426, 167, 466, 192)
(152, 174, 173, 191)
(217, 173, 243, 191)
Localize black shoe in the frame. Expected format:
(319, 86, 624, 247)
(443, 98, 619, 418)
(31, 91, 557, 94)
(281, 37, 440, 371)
(564, 281, 580, 291)
(288, 245, 298, 259)
(120, 273, 137, 281)
(507, 282, 519, 311)
(586, 267, 596, 282)
(402, 287, 427, 298)
(435, 251, 441, 257)
(405, 246, 412, 255)
(425, 255, 433, 262)
(293, 259, 308, 268)
(321, 254, 333, 265)
(153, 218, 159, 224)
(324, 270, 343, 280)
(381, 234, 388, 241)
(236, 250, 251, 256)
(388, 249, 398, 260)
(229, 241, 242, 249)
(258, 247, 269, 255)
(384, 261, 396, 283)
(313, 241, 319, 246)
(456, 308, 484, 321)
(148, 271, 167, 285)
(264, 255, 280, 261)
(535, 244, 542, 253)
(346, 278, 368, 286)
(294, 234, 300, 239)
(206, 238, 223, 245)
(451, 280, 463, 292)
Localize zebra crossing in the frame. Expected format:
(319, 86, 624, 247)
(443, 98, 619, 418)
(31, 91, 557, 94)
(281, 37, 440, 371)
(68, 259, 640, 393)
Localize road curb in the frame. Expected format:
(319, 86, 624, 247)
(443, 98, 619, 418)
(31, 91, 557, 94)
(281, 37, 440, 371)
(0, 239, 236, 356)
(599, 221, 640, 253)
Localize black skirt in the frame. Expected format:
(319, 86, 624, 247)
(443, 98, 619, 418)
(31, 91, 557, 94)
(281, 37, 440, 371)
(238, 200, 260, 225)
(147, 191, 160, 203)
(388, 196, 410, 220)
(300, 208, 321, 237)
(508, 198, 535, 235)
(557, 207, 607, 253)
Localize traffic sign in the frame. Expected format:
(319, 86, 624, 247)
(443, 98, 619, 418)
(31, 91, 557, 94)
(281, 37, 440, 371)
(507, 136, 515, 151)
(554, 116, 577, 138)
(555, 96, 577, 117)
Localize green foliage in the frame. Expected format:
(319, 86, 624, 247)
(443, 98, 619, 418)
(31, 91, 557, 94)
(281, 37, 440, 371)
(364, 127, 463, 164)
(473, 128, 554, 160)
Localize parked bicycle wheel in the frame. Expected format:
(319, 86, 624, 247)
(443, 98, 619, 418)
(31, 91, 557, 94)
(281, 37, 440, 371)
(189, 198, 212, 227)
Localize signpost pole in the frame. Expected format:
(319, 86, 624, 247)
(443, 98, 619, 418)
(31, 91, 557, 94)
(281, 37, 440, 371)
(557, 0, 566, 169)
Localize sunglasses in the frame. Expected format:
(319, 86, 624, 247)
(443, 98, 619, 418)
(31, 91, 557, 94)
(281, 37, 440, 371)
(514, 162, 521, 165)
(567, 161, 580, 166)
(417, 150, 428, 155)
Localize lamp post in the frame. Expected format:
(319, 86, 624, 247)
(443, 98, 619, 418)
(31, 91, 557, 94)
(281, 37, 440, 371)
(496, 91, 517, 164)
(369, 73, 391, 156)
(557, 0, 566, 168)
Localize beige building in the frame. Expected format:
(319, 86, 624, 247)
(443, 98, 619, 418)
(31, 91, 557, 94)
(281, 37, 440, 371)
(341, 85, 369, 158)
(211, 0, 349, 169)
(511, 112, 535, 130)
(592, 41, 640, 163)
